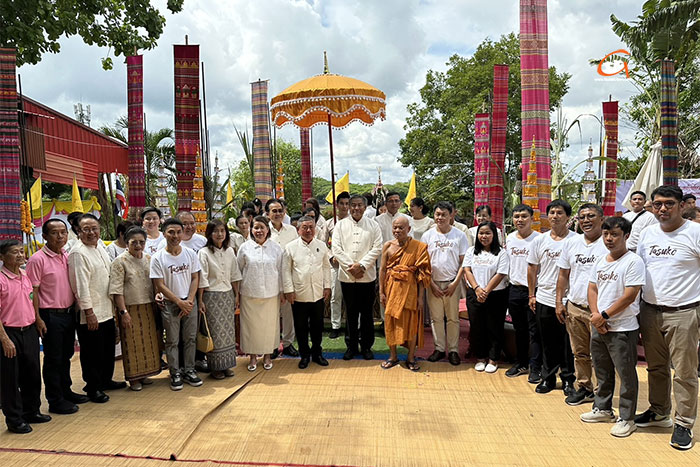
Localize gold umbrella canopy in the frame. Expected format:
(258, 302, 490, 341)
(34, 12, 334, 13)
(270, 73, 386, 129)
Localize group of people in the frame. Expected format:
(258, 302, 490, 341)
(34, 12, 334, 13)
(1, 186, 699, 452)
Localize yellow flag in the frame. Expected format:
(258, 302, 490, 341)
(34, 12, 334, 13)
(71, 175, 84, 213)
(26, 176, 42, 209)
(226, 178, 233, 204)
(325, 172, 350, 204)
(405, 173, 416, 207)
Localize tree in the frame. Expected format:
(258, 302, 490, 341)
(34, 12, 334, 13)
(604, 0, 700, 177)
(0, 0, 184, 69)
(398, 33, 570, 215)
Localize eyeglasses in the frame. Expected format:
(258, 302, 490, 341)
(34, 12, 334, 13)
(652, 201, 678, 210)
(81, 227, 100, 234)
(128, 240, 146, 246)
(269, 209, 284, 214)
(577, 214, 599, 220)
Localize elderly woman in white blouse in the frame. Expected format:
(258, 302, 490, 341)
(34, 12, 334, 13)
(197, 220, 242, 380)
(236, 216, 285, 371)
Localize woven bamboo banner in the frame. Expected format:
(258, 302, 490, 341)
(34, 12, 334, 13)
(660, 59, 678, 186)
(300, 128, 312, 202)
(520, 0, 551, 230)
(489, 64, 509, 228)
(602, 101, 619, 216)
(0, 48, 22, 240)
(127, 55, 146, 209)
(474, 113, 490, 217)
(251, 80, 273, 202)
(174, 45, 201, 211)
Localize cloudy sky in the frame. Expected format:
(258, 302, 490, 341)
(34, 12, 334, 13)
(19, 0, 643, 185)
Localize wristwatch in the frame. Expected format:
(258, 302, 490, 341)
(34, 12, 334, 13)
(600, 310, 610, 320)
(119, 309, 128, 316)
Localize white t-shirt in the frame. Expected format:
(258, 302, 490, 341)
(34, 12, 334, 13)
(145, 233, 165, 256)
(623, 210, 658, 251)
(421, 227, 469, 282)
(527, 229, 578, 307)
(463, 247, 509, 291)
(506, 230, 540, 287)
(557, 234, 608, 306)
(637, 220, 700, 307)
(410, 216, 435, 242)
(149, 246, 201, 299)
(105, 242, 126, 262)
(181, 233, 207, 252)
(590, 251, 645, 332)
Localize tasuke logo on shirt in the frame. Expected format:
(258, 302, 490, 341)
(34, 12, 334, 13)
(510, 247, 528, 257)
(574, 254, 598, 265)
(543, 249, 562, 260)
(597, 270, 619, 282)
(168, 263, 190, 274)
(433, 239, 456, 250)
(647, 245, 677, 257)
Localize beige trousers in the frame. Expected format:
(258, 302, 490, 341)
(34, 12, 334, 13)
(427, 280, 461, 353)
(566, 302, 594, 392)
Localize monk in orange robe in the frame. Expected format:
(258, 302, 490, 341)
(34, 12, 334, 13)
(379, 217, 431, 371)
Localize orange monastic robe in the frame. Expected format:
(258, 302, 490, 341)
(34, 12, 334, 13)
(383, 238, 432, 348)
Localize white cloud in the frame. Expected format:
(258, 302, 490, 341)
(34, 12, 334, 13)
(18, 0, 646, 188)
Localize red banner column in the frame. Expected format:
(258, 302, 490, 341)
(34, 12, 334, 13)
(0, 48, 22, 240)
(127, 55, 146, 209)
(174, 44, 201, 211)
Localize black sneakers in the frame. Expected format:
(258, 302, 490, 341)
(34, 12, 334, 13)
(528, 369, 542, 384)
(671, 424, 694, 450)
(634, 409, 673, 428)
(427, 350, 446, 362)
(565, 387, 595, 406)
(505, 365, 528, 378)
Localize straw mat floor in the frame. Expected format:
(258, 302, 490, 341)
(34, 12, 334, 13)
(1, 357, 699, 466)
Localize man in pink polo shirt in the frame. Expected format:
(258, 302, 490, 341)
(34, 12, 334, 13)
(27, 218, 89, 415)
(0, 239, 52, 434)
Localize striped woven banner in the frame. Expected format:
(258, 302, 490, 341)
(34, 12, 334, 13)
(300, 128, 312, 201)
(489, 64, 509, 228)
(0, 48, 22, 240)
(251, 80, 273, 202)
(520, 0, 551, 230)
(174, 45, 200, 211)
(127, 55, 145, 209)
(660, 59, 678, 186)
(602, 101, 619, 215)
(474, 113, 490, 218)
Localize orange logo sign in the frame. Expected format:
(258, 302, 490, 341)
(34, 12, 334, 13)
(597, 49, 631, 78)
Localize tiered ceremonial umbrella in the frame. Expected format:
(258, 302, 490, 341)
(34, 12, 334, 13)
(270, 53, 386, 219)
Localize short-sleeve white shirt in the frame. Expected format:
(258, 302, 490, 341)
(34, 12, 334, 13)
(421, 227, 469, 282)
(527, 229, 578, 307)
(150, 246, 201, 299)
(557, 234, 608, 306)
(463, 247, 509, 291)
(506, 230, 540, 287)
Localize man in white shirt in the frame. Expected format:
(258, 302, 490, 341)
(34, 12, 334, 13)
(362, 192, 377, 219)
(555, 203, 608, 406)
(622, 191, 658, 252)
(527, 200, 577, 395)
(581, 216, 645, 438)
(150, 218, 203, 391)
(325, 191, 350, 339)
(305, 197, 328, 243)
(332, 195, 383, 360)
(68, 214, 124, 403)
(375, 192, 411, 245)
(283, 216, 331, 369)
(421, 201, 468, 366)
(176, 212, 207, 252)
(635, 185, 700, 450)
(267, 198, 300, 358)
(505, 204, 541, 382)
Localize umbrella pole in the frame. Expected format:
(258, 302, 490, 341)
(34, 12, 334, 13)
(327, 113, 337, 222)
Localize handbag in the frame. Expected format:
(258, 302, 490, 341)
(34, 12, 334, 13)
(196, 313, 214, 353)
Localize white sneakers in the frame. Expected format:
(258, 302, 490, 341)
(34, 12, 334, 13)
(475, 361, 498, 373)
(610, 419, 637, 438)
(475, 361, 486, 372)
(485, 363, 498, 373)
(580, 407, 616, 423)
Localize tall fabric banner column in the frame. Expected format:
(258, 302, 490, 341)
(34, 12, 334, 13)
(489, 64, 509, 228)
(602, 101, 619, 216)
(251, 80, 273, 202)
(660, 60, 678, 185)
(174, 45, 201, 211)
(473, 113, 491, 216)
(300, 128, 312, 202)
(520, 0, 551, 230)
(0, 48, 22, 240)
(127, 55, 145, 209)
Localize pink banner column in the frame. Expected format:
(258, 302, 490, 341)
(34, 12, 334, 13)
(520, 0, 551, 230)
(602, 101, 619, 216)
(251, 80, 274, 202)
(0, 48, 22, 240)
(127, 55, 146, 209)
(174, 44, 201, 211)
(300, 128, 312, 202)
(473, 113, 491, 220)
(489, 64, 509, 228)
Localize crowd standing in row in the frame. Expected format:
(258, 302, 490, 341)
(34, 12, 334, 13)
(0, 186, 699, 452)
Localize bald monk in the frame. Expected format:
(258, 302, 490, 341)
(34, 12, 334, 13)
(378, 217, 432, 371)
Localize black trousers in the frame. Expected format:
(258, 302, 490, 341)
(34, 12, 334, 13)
(291, 299, 325, 358)
(1, 325, 41, 426)
(467, 287, 508, 361)
(341, 281, 376, 352)
(535, 302, 574, 384)
(76, 318, 116, 394)
(39, 308, 77, 405)
(509, 286, 542, 370)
